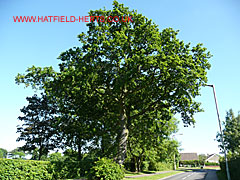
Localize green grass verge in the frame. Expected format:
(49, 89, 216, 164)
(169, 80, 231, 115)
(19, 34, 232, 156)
(123, 171, 181, 180)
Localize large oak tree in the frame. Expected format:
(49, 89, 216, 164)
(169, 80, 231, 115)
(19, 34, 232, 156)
(16, 1, 211, 164)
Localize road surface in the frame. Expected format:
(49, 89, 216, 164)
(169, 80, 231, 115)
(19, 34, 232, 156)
(161, 169, 211, 180)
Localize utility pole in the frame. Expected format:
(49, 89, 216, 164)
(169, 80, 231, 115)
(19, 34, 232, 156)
(205, 84, 231, 180)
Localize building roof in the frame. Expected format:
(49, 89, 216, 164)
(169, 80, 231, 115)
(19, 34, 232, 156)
(180, 153, 199, 161)
(206, 153, 220, 161)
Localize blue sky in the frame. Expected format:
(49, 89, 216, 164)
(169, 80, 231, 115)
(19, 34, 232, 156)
(0, 0, 240, 155)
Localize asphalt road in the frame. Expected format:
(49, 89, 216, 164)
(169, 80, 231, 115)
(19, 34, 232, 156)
(162, 169, 208, 180)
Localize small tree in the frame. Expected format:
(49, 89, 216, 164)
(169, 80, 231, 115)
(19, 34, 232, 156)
(199, 154, 207, 163)
(217, 109, 240, 157)
(9, 148, 25, 159)
(0, 148, 8, 158)
(17, 94, 59, 160)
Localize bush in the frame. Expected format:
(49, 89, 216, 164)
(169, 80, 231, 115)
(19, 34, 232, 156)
(148, 161, 173, 171)
(141, 161, 149, 171)
(51, 153, 97, 179)
(0, 158, 53, 180)
(158, 162, 172, 171)
(79, 154, 97, 176)
(155, 162, 173, 171)
(88, 157, 125, 180)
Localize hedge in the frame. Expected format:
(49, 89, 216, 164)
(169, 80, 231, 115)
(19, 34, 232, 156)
(0, 157, 96, 179)
(0, 158, 53, 180)
(179, 160, 204, 167)
(205, 162, 219, 166)
(2, 157, 125, 179)
(220, 158, 240, 180)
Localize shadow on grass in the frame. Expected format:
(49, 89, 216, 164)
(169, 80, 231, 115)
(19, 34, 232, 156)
(141, 171, 159, 174)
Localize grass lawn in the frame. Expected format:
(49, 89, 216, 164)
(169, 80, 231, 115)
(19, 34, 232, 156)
(123, 171, 182, 180)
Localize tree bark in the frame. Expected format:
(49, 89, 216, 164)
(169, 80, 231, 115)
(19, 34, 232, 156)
(38, 146, 43, 160)
(117, 101, 129, 165)
(77, 142, 82, 161)
(136, 157, 140, 172)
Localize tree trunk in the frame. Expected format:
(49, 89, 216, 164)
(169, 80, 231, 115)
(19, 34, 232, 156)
(130, 157, 137, 172)
(77, 142, 82, 161)
(136, 157, 140, 172)
(117, 101, 129, 165)
(38, 146, 43, 160)
(101, 137, 105, 154)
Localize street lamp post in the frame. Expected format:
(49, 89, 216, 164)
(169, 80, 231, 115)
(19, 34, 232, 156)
(205, 84, 231, 180)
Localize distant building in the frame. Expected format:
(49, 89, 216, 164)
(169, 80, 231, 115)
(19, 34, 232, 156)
(205, 153, 220, 163)
(180, 153, 199, 161)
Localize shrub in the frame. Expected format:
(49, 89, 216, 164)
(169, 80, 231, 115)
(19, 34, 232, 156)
(79, 154, 97, 176)
(155, 162, 173, 171)
(141, 161, 149, 171)
(148, 161, 173, 171)
(88, 158, 125, 180)
(0, 158, 53, 180)
(51, 160, 82, 179)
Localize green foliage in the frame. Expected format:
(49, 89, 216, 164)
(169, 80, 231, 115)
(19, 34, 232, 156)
(198, 154, 207, 162)
(179, 160, 203, 167)
(15, 0, 212, 165)
(220, 158, 240, 180)
(79, 153, 98, 176)
(50, 152, 97, 178)
(217, 109, 240, 156)
(0, 157, 93, 179)
(126, 117, 179, 172)
(9, 148, 26, 159)
(17, 94, 59, 160)
(0, 148, 8, 158)
(0, 158, 52, 180)
(141, 161, 149, 171)
(50, 160, 82, 179)
(148, 161, 173, 171)
(88, 158, 125, 180)
(48, 152, 64, 162)
(205, 162, 219, 166)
